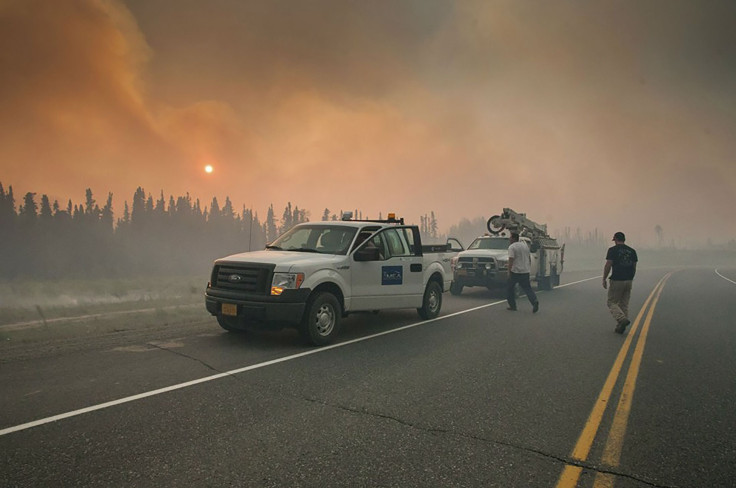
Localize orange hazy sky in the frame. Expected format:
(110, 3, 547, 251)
(1, 0, 734, 247)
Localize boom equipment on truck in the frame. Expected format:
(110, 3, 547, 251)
(450, 208, 564, 295)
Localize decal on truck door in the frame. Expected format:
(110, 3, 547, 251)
(382, 266, 403, 285)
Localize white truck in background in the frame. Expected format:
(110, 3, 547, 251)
(205, 214, 464, 345)
(450, 208, 564, 295)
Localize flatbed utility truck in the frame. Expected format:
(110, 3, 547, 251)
(450, 208, 564, 295)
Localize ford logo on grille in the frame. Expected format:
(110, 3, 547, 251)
(228, 274, 243, 283)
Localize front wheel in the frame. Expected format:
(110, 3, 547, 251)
(450, 281, 463, 296)
(299, 292, 342, 346)
(217, 315, 245, 332)
(417, 281, 443, 320)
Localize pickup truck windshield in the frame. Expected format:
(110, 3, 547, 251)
(269, 225, 358, 255)
(468, 238, 509, 250)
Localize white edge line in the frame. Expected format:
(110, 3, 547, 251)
(1, 274, 601, 437)
(715, 268, 736, 286)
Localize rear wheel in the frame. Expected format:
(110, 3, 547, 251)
(417, 281, 443, 319)
(299, 292, 342, 346)
(538, 276, 553, 291)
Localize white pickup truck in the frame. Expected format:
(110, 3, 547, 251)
(205, 216, 464, 345)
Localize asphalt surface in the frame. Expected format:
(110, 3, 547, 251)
(1, 267, 735, 487)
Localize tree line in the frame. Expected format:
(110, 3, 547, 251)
(0, 183, 308, 279)
(0, 183, 443, 280)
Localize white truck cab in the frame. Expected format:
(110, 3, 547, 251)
(205, 216, 463, 345)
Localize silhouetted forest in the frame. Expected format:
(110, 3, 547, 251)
(3, 183, 733, 281)
(0, 183, 442, 280)
(0, 183, 309, 279)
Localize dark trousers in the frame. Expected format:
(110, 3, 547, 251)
(507, 272, 538, 309)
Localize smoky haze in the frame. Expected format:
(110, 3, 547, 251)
(1, 0, 735, 249)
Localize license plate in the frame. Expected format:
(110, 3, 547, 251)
(222, 303, 237, 316)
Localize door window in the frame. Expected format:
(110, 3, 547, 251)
(354, 227, 414, 260)
(365, 233, 388, 260)
(384, 228, 410, 257)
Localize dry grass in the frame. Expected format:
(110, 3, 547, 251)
(0, 276, 206, 326)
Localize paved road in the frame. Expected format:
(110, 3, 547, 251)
(1, 267, 735, 487)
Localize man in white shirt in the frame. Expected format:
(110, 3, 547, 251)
(507, 232, 539, 313)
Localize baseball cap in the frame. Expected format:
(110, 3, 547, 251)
(612, 231, 626, 241)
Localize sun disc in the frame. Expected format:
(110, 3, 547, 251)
(205, 165, 213, 174)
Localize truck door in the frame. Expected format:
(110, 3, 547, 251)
(350, 227, 424, 310)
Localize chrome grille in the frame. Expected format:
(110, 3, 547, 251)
(457, 257, 496, 270)
(213, 264, 270, 294)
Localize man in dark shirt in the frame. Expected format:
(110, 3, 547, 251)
(603, 232, 638, 333)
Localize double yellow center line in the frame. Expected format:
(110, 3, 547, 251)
(556, 273, 672, 488)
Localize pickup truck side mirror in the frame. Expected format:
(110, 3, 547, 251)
(446, 238, 464, 253)
(354, 246, 380, 261)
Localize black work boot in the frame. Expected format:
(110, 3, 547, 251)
(615, 318, 630, 334)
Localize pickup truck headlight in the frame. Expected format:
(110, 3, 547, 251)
(497, 259, 508, 270)
(271, 272, 305, 296)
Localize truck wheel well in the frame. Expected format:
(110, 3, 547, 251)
(310, 282, 345, 313)
(428, 272, 443, 288)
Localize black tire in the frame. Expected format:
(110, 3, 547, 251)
(450, 281, 463, 296)
(417, 281, 443, 319)
(299, 292, 342, 346)
(217, 315, 245, 332)
(487, 215, 505, 235)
